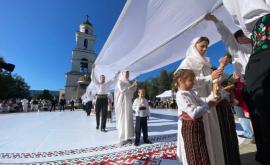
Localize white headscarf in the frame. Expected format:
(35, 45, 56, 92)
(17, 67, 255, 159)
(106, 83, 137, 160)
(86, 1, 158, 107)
(118, 70, 130, 83)
(177, 37, 212, 71)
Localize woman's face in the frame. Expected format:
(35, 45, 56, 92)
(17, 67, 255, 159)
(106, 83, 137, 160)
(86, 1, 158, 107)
(125, 71, 129, 79)
(195, 41, 209, 56)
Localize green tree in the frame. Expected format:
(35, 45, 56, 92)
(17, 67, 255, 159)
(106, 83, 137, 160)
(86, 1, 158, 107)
(12, 75, 30, 98)
(37, 89, 53, 100)
(148, 78, 159, 100)
(0, 56, 30, 99)
(0, 74, 13, 99)
(158, 70, 170, 93)
(0, 74, 30, 99)
(136, 70, 175, 101)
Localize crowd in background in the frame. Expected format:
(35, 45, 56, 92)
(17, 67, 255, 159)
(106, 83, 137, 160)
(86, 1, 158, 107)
(0, 97, 81, 113)
(149, 99, 177, 109)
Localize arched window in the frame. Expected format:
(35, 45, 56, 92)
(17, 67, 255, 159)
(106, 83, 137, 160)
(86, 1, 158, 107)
(80, 58, 88, 74)
(85, 29, 89, 34)
(84, 39, 88, 49)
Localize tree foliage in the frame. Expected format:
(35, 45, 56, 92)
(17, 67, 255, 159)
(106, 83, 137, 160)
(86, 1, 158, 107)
(0, 74, 30, 99)
(36, 89, 54, 100)
(0, 56, 30, 99)
(138, 70, 173, 100)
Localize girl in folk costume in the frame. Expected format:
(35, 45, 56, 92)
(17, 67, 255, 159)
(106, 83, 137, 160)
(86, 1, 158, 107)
(115, 70, 137, 146)
(215, 76, 241, 165)
(175, 69, 218, 165)
(212, 53, 241, 165)
(176, 37, 225, 165)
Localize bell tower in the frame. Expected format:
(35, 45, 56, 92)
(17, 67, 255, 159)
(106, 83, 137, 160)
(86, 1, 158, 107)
(65, 15, 96, 101)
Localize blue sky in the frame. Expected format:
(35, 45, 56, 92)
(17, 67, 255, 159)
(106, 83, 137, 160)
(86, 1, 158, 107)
(0, 0, 232, 91)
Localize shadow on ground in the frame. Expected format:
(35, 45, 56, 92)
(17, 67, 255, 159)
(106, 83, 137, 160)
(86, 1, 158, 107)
(240, 152, 261, 165)
(150, 113, 177, 122)
(148, 124, 178, 132)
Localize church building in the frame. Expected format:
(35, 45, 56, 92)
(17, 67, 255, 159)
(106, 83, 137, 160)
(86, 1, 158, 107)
(64, 16, 96, 101)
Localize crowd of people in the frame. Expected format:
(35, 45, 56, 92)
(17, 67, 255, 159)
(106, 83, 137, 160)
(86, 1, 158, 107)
(0, 98, 24, 113)
(0, 97, 79, 113)
(149, 99, 177, 109)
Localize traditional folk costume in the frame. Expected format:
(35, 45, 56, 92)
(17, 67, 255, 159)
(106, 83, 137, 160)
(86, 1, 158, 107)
(115, 71, 136, 145)
(176, 37, 225, 165)
(176, 90, 215, 165)
(214, 11, 267, 163)
(215, 95, 241, 165)
(222, 1, 270, 162)
(213, 70, 241, 165)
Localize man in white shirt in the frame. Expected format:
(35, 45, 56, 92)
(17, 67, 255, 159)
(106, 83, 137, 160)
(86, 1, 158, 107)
(221, 2, 270, 164)
(91, 64, 117, 132)
(132, 89, 152, 146)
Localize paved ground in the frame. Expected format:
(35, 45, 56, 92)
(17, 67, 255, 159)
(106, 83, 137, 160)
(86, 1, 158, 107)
(240, 139, 261, 165)
(0, 109, 259, 164)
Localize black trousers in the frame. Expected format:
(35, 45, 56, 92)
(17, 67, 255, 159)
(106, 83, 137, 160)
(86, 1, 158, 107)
(50, 104, 56, 111)
(70, 105, 75, 111)
(245, 49, 270, 164)
(241, 87, 264, 162)
(95, 97, 108, 130)
(135, 116, 148, 143)
(86, 101, 92, 116)
(82, 104, 86, 111)
(60, 105, 65, 111)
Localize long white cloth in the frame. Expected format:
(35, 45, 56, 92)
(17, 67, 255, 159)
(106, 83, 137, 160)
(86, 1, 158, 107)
(83, 1, 240, 163)
(176, 37, 225, 165)
(90, 0, 239, 83)
(115, 71, 136, 142)
(222, 0, 270, 37)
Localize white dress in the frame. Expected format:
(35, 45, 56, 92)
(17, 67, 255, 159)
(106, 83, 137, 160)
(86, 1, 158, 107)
(195, 67, 225, 165)
(115, 80, 136, 143)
